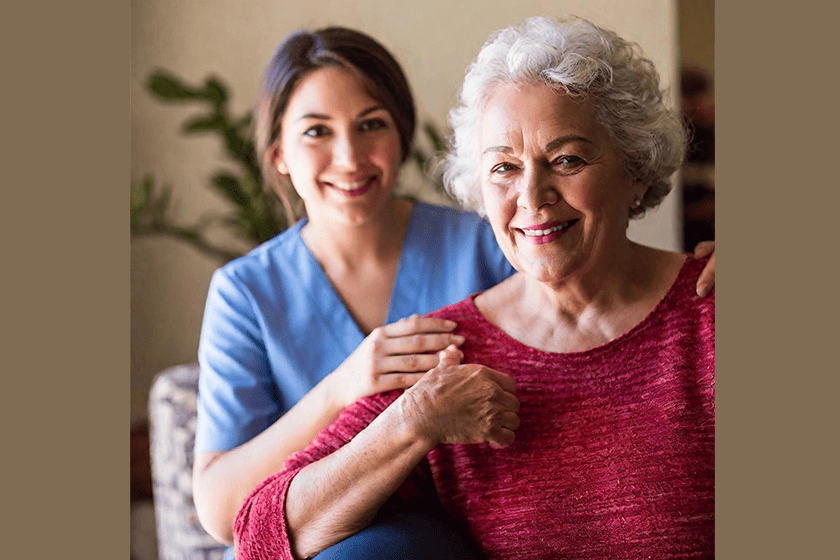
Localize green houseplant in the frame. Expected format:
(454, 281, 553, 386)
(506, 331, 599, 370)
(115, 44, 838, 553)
(131, 70, 449, 263)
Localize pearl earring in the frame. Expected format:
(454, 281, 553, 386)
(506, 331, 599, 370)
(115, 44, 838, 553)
(633, 196, 642, 208)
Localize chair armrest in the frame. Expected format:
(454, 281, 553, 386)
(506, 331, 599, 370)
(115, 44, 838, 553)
(149, 363, 228, 560)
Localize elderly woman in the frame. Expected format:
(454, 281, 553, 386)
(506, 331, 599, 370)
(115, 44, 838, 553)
(234, 15, 714, 560)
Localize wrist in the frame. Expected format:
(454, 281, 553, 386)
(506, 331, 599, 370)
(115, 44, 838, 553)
(391, 391, 438, 451)
(320, 370, 353, 415)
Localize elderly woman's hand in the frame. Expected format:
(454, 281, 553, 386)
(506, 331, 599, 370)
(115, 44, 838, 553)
(399, 345, 520, 449)
(330, 315, 466, 408)
(693, 241, 716, 297)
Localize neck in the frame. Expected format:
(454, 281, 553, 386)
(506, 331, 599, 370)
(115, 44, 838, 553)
(529, 240, 645, 318)
(301, 198, 413, 271)
(477, 242, 684, 353)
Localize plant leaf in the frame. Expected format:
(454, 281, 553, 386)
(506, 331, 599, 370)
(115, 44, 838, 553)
(204, 77, 228, 105)
(211, 173, 249, 205)
(423, 122, 447, 152)
(149, 185, 173, 226)
(147, 71, 200, 100)
(411, 150, 427, 169)
(237, 113, 252, 129)
(130, 177, 154, 224)
(183, 114, 225, 134)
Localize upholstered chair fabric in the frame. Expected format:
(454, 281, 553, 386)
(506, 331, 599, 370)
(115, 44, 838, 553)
(149, 364, 227, 560)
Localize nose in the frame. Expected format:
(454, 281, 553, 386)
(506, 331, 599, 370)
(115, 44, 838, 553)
(517, 166, 558, 210)
(332, 132, 363, 171)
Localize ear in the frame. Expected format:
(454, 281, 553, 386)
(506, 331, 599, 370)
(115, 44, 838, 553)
(272, 146, 289, 175)
(630, 182, 647, 208)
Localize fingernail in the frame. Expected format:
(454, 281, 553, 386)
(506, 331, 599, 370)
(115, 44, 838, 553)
(452, 335, 466, 345)
(444, 320, 457, 329)
(696, 283, 709, 297)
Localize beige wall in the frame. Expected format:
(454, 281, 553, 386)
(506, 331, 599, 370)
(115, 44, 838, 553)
(130, 0, 681, 423)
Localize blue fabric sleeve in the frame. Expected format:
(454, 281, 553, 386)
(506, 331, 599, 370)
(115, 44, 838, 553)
(195, 267, 280, 452)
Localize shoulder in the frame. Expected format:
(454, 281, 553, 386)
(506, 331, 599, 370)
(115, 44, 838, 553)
(424, 296, 482, 324)
(210, 221, 306, 289)
(408, 202, 503, 266)
(673, 255, 715, 308)
(680, 254, 712, 279)
(411, 201, 488, 232)
(654, 255, 714, 338)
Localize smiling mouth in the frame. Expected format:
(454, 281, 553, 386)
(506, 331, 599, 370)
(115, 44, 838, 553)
(325, 176, 377, 197)
(519, 219, 578, 237)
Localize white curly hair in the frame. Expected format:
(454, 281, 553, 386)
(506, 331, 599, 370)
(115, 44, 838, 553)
(443, 15, 688, 218)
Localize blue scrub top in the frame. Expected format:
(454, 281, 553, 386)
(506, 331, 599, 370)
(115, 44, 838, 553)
(195, 202, 515, 453)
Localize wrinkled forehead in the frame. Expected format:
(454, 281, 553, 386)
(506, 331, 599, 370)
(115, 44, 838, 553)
(477, 80, 600, 149)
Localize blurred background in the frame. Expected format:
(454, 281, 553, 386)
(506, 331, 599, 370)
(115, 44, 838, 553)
(130, 1, 712, 558)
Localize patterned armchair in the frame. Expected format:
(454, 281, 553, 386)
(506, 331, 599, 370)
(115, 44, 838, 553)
(148, 363, 228, 560)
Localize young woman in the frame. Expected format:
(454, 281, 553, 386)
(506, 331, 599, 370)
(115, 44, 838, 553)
(191, 26, 716, 555)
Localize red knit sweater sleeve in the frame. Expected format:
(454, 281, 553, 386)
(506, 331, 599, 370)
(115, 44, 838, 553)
(233, 390, 402, 560)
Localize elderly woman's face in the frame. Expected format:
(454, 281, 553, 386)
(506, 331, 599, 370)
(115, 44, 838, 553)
(478, 81, 643, 285)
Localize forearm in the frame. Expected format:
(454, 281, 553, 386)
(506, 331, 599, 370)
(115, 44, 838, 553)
(274, 400, 434, 559)
(194, 374, 348, 544)
(235, 348, 521, 560)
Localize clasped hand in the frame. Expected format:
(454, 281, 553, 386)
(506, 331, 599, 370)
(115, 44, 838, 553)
(400, 345, 520, 449)
(331, 314, 467, 407)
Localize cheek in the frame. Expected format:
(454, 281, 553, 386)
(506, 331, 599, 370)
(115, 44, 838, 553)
(286, 153, 317, 182)
(481, 184, 516, 236)
(280, 138, 317, 173)
(283, 149, 327, 198)
(566, 181, 617, 218)
(372, 135, 403, 170)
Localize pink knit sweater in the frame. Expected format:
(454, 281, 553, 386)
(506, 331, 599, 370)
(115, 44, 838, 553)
(235, 257, 715, 559)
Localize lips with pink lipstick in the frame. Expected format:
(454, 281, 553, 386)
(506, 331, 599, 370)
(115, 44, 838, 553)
(323, 174, 378, 198)
(517, 219, 578, 244)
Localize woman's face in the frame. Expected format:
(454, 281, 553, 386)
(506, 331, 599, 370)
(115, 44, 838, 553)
(478, 81, 643, 286)
(275, 65, 403, 226)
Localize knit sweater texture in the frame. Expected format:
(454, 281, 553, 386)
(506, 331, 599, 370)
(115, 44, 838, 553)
(234, 256, 715, 560)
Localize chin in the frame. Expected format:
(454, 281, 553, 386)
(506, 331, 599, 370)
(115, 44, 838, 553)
(521, 253, 583, 285)
(334, 201, 389, 226)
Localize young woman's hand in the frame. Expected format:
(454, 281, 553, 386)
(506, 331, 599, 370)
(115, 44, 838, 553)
(330, 315, 466, 408)
(694, 240, 716, 297)
(399, 346, 520, 449)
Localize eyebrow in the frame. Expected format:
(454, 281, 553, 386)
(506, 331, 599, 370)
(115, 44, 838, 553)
(296, 105, 387, 121)
(545, 134, 591, 153)
(481, 134, 591, 155)
(482, 145, 513, 156)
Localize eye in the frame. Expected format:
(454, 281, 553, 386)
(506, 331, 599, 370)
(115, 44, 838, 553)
(490, 162, 519, 175)
(359, 118, 387, 132)
(553, 155, 585, 170)
(303, 124, 330, 138)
